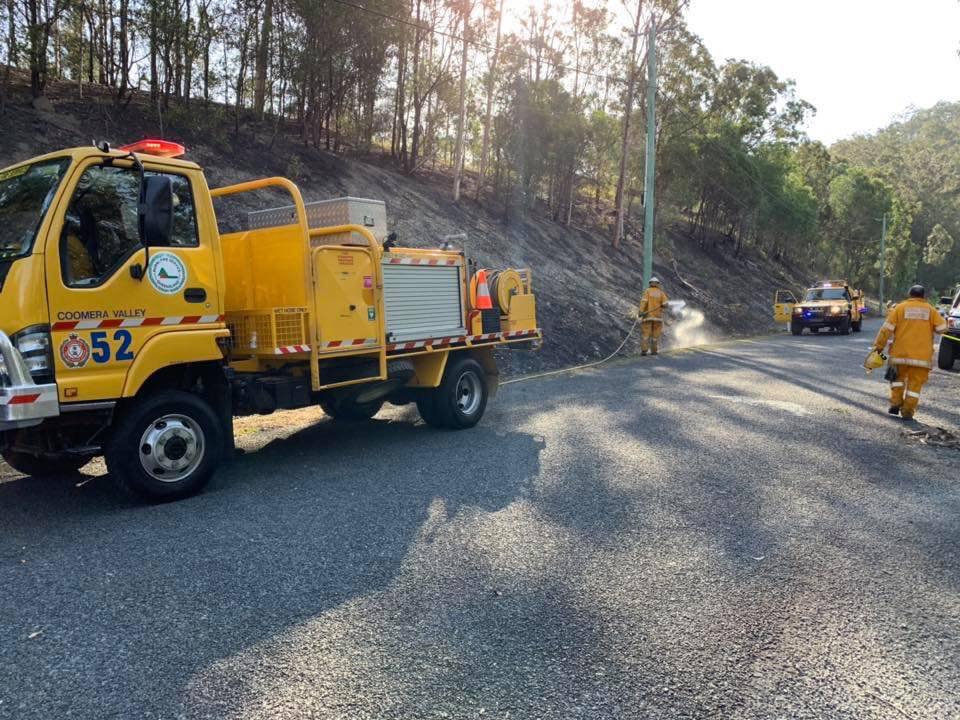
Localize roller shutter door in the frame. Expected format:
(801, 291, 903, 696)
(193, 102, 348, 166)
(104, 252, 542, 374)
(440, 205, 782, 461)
(382, 264, 466, 342)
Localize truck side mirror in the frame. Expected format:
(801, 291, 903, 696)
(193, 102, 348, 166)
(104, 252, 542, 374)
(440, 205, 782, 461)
(139, 175, 173, 247)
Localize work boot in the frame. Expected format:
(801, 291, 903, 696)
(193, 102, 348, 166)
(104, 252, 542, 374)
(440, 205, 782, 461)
(901, 410, 916, 422)
(888, 405, 901, 416)
(641, 350, 648, 356)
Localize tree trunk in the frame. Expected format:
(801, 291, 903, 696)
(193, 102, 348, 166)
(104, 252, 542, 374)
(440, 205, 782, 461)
(475, 0, 502, 202)
(452, 1, 471, 202)
(149, 0, 159, 101)
(115, 0, 130, 104)
(612, 0, 643, 248)
(1, 0, 15, 114)
(183, 0, 193, 101)
(391, 37, 406, 159)
(252, 0, 272, 116)
(406, 0, 423, 173)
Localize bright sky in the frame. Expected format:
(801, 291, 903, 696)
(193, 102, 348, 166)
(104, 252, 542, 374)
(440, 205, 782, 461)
(686, 0, 960, 144)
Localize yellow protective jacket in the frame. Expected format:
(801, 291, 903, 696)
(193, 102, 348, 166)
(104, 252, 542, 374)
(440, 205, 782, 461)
(873, 298, 946, 369)
(639, 286, 669, 323)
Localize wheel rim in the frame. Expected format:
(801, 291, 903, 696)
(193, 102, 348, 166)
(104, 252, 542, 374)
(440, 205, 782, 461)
(138, 414, 205, 483)
(456, 370, 482, 416)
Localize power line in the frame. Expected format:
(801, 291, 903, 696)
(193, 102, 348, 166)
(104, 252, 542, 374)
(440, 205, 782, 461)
(328, 0, 628, 85)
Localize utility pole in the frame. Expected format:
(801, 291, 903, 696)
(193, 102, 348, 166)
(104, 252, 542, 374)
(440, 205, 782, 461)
(879, 212, 887, 308)
(642, 19, 657, 286)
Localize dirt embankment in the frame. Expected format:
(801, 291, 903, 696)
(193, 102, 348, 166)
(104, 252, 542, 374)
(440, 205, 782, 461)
(0, 82, 810, 374)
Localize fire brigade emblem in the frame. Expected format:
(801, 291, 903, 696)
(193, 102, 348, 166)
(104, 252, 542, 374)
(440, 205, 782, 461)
(60, 333, 91, 369)
(147, 252, 187, 294)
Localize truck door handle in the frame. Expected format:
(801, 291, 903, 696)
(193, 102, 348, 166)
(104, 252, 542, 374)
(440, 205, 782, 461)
(184, 288, 207, 303)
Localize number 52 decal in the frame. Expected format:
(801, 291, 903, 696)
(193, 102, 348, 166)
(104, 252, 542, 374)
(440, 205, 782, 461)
(90, 330, 135, 363)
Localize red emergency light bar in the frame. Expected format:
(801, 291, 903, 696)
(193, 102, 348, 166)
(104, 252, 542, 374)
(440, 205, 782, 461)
(118, 139, 186, 158)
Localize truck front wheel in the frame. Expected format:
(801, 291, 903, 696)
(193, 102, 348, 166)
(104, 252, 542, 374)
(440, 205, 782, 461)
(106, 390, 223, 502)
(1, 450, 90, 477)
(790, 322, 803, 336)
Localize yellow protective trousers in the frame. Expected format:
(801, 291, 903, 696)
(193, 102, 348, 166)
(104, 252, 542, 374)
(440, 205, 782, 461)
(890, 365, 930, 417)
(641, 320, 662, 354)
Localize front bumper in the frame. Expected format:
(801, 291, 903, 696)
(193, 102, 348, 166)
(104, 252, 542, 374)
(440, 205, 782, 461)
(792, 311, 848, 328)
(0, 331, 59, 431)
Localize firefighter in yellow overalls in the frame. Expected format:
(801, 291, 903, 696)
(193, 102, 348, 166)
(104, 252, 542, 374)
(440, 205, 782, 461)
(871, 285, 946, 420)
(638, 277, 668, 356)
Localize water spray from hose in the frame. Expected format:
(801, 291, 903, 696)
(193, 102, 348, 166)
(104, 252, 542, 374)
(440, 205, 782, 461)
(670, 306, 715, 349)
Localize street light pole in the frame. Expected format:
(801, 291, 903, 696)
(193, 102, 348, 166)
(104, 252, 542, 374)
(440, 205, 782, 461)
(642, 19, 657, 287)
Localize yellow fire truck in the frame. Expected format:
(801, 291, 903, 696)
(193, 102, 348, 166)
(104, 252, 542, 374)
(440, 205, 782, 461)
(0, 140, 540, 500)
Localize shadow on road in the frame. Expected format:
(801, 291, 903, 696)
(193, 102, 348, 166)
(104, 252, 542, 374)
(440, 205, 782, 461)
(0, 413, 545, 719)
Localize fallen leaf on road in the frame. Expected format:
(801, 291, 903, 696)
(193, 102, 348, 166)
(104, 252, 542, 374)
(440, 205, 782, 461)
(27, 630, 42, 639)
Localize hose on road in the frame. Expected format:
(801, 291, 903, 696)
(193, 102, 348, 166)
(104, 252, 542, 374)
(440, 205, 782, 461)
(501, 313, 644, 387)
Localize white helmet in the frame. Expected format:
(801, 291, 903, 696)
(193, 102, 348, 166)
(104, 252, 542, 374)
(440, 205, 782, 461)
(649, 277, 661, 286)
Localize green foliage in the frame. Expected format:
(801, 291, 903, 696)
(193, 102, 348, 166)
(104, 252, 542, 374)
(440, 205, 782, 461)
(832, 102, 960, 293)
(925, 223, 955, 266)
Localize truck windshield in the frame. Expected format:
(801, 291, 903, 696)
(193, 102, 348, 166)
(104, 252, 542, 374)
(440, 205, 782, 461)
(0, 158, 70, 262)
(804, 288, 847, 301)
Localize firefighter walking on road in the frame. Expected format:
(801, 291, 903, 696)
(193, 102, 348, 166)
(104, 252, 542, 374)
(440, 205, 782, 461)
(638, 277, 669, 356)
(870, 285, 946, 421)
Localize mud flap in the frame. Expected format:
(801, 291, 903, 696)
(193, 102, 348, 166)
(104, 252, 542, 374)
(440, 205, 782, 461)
(470, 346, 499, 399)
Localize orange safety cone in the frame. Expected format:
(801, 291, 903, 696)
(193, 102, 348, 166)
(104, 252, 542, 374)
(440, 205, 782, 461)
(475, 269, 494, 310)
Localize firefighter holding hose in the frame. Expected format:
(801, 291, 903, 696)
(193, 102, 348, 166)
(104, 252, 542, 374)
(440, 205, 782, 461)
(638, 277, 669, 356)
(869, 284, 946, 420)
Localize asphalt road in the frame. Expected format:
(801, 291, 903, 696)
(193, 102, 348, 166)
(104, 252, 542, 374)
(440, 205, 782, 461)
(2, 319, 959, 720)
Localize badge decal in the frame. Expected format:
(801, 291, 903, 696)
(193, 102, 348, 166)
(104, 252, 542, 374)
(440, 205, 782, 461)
(147, 252, 187, 294)
(60, 333, 91, 369)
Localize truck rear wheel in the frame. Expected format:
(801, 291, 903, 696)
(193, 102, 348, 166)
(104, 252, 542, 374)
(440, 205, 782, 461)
(1, 450, 90, 477)
(106, 390, 223, 502)
(938, 337, 956, 370)
(416, 393, 444, 428)
(421, 355, 488, 430)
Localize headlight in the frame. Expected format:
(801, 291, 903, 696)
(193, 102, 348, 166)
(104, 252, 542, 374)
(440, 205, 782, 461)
(12, 325, 53, 378)
(793, 306, 804, 314)
(829, 305, 842, 314)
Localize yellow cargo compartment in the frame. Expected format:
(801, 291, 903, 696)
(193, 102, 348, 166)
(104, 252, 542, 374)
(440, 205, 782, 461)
(505, 294, 537, 333)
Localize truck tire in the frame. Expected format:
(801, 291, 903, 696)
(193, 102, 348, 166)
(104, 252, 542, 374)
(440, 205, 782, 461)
(938, 337, 956, 370)
(416, 393, 444, 428)
(790, 322, 803, 336)
(320, 397, 384, 421)
(1, 450, 90, 477)
(838, 318, 851, 335)
(432, 355, 489, 430)
(106, 390, 223, 502)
